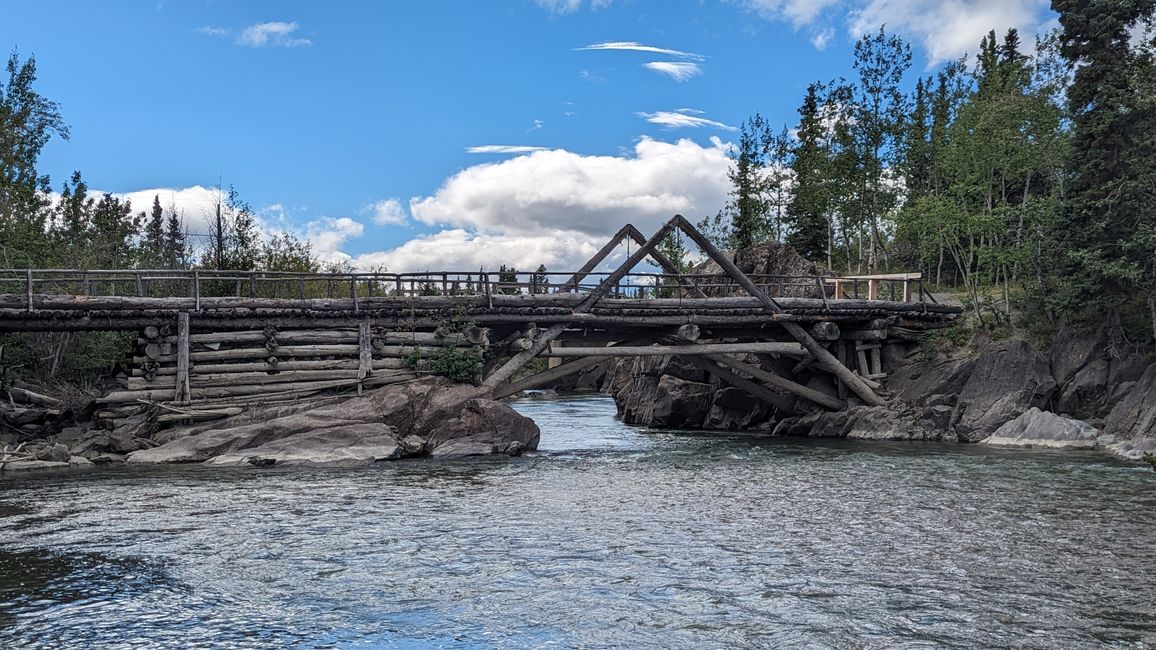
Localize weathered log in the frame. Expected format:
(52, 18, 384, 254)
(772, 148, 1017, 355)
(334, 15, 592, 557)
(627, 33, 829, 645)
(156, 407, 243, 423)
(508, 337, 533, 352)
(131, 357, 406, 377)
(100, 372, 416, 403)
(844, 329, 887, 340)
(706, 354, 843, 410)
(540, 341, 807, 358)
(686, 356, 796, 414)
(6, 386, 62, 407)
(810, 321, 840, 341)
(676, 323, 701, 341)
(143, 325, 160, 340)
(175, 312, 191, 403)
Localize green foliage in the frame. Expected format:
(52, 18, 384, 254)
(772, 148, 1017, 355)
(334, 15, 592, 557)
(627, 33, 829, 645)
(1048, 0, 1156, 335)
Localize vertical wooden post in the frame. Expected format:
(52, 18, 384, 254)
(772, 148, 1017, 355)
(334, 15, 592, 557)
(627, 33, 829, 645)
(25, 269, 33, 312)
(395, 275, 402, 296)
(175, 311, 191, 404)
(351, 275, 359, 312)
(357, 320, 372, 395)
(136, 272, 144, 297)
(250, 272, 257, 298)
(192, 270, 201, 311)
(868, 279, 879, 300)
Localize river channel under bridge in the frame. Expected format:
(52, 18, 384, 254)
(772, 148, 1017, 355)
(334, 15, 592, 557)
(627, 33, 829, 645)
(0, 395, 1153, 648)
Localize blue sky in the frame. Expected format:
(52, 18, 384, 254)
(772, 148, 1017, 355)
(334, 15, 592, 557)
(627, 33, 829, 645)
(1, 0, 1056, 271)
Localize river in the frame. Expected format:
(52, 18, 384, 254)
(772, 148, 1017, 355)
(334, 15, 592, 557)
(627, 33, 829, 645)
(1, 395, 1154, 648)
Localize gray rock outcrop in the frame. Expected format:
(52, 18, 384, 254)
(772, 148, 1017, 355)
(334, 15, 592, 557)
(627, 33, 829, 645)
(950, 339, 1057, 441)
(981, 407, 1100, 449)
(1103, 363, 1156, 444)
(128, 377, 539, 467)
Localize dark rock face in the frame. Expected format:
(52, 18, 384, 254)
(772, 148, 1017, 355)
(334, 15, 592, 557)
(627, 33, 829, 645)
(950, 339, 1057, 442)
(649, 376, 714, 428)
(128, 377, 539, 466)
(1104, 363, 1156, 443)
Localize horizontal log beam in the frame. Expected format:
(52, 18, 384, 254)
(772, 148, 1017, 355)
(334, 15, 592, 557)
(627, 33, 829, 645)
(540, 341, 807, 358)
(99, 372, 416, 404)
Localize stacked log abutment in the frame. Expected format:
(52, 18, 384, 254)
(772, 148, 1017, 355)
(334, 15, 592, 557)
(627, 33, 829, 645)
(97, 316, 492, 431)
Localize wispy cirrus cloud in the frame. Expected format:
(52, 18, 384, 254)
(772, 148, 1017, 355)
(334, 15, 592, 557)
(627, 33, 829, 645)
(643, 61, 703, 82)
(236, 21, 311, 48)
(196, 21, 313, 48)
(467, 145, 551, 154)
(637, 109, 737, 131)
(195, 26, 230, 37)
(576, 41, 705, 60)
(535, 0, 614, 14)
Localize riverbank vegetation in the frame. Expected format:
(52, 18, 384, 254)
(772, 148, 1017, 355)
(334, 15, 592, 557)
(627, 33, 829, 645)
(698, 2, 1155, 343)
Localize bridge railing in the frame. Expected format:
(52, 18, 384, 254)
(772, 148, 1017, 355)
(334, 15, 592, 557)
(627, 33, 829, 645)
(0, 268, 930, 304)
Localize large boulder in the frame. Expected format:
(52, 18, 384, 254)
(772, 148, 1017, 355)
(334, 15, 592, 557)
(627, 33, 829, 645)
(424, 399, 540, 457)
(128, 377, 539, 466)
(648, 376, 714, 428)
(981, 408, 1100, 449)
(703, 387, 771, 430)
(772, 405, 942, 441)
(951, 339, 1057, 441)
(1103, 362, 1156, 442)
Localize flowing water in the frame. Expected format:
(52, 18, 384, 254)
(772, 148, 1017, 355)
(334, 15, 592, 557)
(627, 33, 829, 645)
(1, 395, 1154, 648)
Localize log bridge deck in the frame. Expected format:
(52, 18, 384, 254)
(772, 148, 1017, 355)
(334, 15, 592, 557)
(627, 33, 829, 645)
(0, 216, 960, 424)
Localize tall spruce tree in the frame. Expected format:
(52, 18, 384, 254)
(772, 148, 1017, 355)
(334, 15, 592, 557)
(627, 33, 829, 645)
(786, 83, 832, 262)
(1050, 0, 1156, 337)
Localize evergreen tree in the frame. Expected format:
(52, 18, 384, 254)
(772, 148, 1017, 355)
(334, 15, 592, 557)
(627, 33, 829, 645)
(786, 83, 833, 262)
(164, 201, 187, 268)
(142, 194, 165, 266)
(729, 114, 771, 250)
(1050, 0, 1156, 336)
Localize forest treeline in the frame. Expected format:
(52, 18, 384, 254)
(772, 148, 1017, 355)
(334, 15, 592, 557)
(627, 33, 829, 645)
(696, 2, 1155, 340)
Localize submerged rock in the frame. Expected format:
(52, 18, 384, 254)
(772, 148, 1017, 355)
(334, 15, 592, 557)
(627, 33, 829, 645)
(981, 408, 1100, 449)
(127, 377, 539, 467)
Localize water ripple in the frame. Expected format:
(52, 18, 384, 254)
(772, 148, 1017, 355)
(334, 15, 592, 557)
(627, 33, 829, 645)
(1, 395, 1154, 648)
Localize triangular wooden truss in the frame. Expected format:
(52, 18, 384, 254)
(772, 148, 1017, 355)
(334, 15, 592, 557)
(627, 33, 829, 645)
(483, 215, 885, 409)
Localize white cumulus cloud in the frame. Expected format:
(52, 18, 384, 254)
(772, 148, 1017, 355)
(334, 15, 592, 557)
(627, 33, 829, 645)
(352, 229, 606, 273)
(306, 217, 364, 261)
(848, 0, 1050, 66)
(366, 198, 408, 225)
(643, 61, 703, 82)
(409, 136, 732, 239)
(236, 21, 312, 48)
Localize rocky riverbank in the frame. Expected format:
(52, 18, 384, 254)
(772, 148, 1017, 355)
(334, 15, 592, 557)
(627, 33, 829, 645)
(1, 377, 539, 471)
(587, 325, 1156, 462)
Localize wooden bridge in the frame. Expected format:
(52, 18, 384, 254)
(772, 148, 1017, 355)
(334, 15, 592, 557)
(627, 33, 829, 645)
(0, 216, 960, 426)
